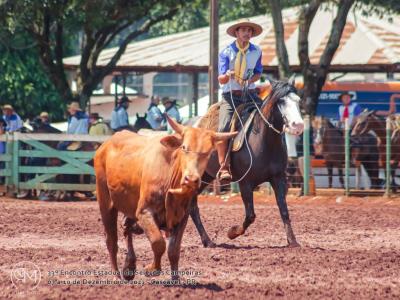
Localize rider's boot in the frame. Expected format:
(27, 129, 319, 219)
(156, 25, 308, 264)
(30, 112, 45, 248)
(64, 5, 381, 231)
(216, 139, 231, 183)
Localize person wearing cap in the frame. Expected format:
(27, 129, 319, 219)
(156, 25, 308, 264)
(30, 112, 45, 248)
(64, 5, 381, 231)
(217, 18, 264, 182)
(338, 92, 362, 127)
(2, 104, 23, 132)
(146, 95, 163, 130)
(89, 113, 112, 136)
(161, 97, 181, 130)
(111, 96, 131, 132)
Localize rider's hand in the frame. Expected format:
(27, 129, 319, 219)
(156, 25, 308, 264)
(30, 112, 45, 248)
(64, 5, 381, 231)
(226, 70, 235, 78)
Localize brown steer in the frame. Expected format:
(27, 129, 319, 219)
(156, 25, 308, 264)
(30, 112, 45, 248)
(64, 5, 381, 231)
(94, 115, 236, 280)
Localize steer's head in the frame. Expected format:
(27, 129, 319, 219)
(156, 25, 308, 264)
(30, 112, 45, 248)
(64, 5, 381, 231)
(160, 115, 237, 194)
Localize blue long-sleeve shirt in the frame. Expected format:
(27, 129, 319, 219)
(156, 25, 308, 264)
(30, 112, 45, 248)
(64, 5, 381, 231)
(111, 106, 129, 130)
(3, 113, 23, 132)
(67, 111, 89, 134)
(146, 104, 163, 129)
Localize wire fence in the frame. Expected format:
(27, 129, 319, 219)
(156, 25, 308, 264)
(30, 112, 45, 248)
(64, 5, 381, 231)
(291, 115, 400, 196)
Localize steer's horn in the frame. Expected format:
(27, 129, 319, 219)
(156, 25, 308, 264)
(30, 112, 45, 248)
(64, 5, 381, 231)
(165, 114, 184, 135)
(214, 131, 238, 142)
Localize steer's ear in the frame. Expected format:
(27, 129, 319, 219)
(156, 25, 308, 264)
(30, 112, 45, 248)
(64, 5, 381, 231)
(213, 131, 238, 143)
(160, 134, 183, 149)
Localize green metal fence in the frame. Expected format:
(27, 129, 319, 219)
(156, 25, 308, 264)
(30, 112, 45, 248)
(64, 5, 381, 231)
(301, 116, 395, 196)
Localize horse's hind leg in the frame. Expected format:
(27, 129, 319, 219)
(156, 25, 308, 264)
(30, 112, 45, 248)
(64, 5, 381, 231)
(122, 217, 137, 280)
(270, 175, 299, 247)
(227, 182, 256, 240)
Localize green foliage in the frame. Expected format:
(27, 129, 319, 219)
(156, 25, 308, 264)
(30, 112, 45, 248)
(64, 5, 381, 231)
(0, 45, 65, 121)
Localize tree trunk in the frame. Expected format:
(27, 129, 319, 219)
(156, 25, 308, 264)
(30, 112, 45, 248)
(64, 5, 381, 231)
(297, 0, 355, 116)
(268, 0, 291, 79)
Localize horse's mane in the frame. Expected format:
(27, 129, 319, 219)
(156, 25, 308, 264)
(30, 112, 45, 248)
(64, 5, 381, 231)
(261, 80, 297, 119)
(322, 117, 343, 136)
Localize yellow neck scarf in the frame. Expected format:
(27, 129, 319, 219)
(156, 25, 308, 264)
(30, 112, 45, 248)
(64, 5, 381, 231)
(234, 41, 250, 86)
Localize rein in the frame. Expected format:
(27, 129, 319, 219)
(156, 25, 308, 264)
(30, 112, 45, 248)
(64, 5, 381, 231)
(244, 83, 286, 135)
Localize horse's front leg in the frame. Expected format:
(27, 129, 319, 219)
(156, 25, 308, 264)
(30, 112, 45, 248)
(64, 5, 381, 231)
(190, 195, 216, 248)
(227, 182, 256, 239)
(270, 175, 300, 247)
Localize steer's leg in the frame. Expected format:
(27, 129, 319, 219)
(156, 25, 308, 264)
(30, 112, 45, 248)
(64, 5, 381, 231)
(122, 217, 137, 280)
(270, 175, 300, 247)
(227, 181, 256, 239)
(168, 213, 189, 281)
(99, 206, 119, 278)
(137, 209, 165, 276)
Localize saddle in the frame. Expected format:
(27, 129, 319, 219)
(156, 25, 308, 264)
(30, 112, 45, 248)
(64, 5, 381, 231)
(197, 102, 257, 152)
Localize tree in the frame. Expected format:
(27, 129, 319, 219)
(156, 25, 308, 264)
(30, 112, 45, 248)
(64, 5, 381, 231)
(0, 0, 185, 107)
(0, 32, 65, 121)
(267, 0, 355, 115)
(267, 0, 398, 116)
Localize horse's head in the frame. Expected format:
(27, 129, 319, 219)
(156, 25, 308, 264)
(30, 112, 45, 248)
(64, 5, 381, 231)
(133, 113, 152, 132)
(262, 75, 304, 136)
(351, 110, 375, 136)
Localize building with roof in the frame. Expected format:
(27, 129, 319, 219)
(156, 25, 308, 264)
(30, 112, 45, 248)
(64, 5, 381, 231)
(63, 6, 400, 119)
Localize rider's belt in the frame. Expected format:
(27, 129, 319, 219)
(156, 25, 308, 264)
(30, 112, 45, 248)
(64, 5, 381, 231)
(228, 89, 256, 97)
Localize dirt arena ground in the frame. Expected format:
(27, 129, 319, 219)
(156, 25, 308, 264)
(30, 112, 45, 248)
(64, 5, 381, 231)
(0, 193, 399, 299)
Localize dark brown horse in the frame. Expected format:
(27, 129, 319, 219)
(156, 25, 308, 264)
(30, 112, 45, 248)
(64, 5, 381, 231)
(314, 118, 345, 188)
(352, 111, 400, 191)
(190, 77, 304, 248)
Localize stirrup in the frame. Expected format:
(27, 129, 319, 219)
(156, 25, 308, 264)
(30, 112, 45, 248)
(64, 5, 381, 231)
(217, 168, 232, 182)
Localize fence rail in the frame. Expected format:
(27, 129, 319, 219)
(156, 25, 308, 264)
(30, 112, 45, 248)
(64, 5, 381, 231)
(0, 133, 109, 195)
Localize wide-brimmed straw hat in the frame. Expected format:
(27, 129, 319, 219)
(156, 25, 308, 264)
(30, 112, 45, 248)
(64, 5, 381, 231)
(67, 102, 82, 111)
(40, 111, 49, 118)
(226, 18, 263, 37)
(2, 104, 13, 111)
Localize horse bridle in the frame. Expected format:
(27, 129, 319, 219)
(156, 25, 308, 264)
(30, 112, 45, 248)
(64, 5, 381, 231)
(245, 84, 293, 135)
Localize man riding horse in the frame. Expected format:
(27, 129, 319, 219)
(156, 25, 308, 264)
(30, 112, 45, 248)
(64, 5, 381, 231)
(217, 18, 264, 183)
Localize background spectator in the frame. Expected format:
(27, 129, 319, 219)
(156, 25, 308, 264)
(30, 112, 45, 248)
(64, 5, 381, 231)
(111, 96, 131, 132)
(146, 95, 163, 130)
(39, 111, 50, 125)
(89, 113, 112, 137)
(2, 104, 23, 132)
(161, 97, 181, 131)
(337, 92, 362, 127)
(57, 101, 88, 151)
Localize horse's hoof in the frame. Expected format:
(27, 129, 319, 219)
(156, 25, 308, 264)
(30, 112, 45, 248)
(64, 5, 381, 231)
(122, 260, 136, 280)
(288, 241, 301, 248)
(227, 225, 244, 240)
(202, 239, 216, 248)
